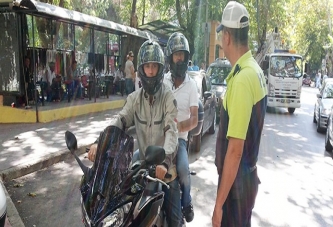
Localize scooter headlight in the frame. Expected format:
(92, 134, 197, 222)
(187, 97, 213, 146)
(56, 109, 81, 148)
(101, 202, 132, 227)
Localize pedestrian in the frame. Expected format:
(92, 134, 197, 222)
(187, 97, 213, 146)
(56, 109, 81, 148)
(200, 61, 206, 71)
(114, 64, 124, 94)
(66, 60, 82, 100)
(124, 51, 136, 95)
(164, 32, 198, 223)
(188, 60, 194, 71)
(212, 1, 267, 227)
(23, 56, 34, 105)
(43, 62, 56, 101)
(192, 61, 199, 71)
(87, 40, 184, 226)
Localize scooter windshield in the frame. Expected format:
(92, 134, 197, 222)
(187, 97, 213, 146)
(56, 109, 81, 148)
(81, 125, 134, 223)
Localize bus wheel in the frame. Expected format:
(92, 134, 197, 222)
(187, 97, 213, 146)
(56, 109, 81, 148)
(288, 108, 295, 114)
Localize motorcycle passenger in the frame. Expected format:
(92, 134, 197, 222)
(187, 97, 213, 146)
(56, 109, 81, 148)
(87, 40, 184, 226)
(164, 32, 197, 223)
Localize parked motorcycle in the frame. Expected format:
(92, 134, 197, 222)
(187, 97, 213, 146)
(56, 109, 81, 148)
(302, 75, 312, 86)
(65, 125, 172, 227)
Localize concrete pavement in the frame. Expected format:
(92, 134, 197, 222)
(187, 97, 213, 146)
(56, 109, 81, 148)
(0, 102, 125, 226)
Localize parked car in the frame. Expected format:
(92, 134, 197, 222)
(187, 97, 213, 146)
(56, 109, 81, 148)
(206, 58, 232, 124)
(320, 78, 333, 92)
(0, 182, 6, 227)
(325, 107, 333, 151)
(187, 70, 217, 154)
(313, 82, 333, 132)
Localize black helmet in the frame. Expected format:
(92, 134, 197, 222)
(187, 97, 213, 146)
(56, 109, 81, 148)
(137, 40, 165, 95)
(166, 32, 190, 79)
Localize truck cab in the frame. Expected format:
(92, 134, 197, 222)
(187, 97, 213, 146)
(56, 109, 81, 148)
(262, 51, 303, 113)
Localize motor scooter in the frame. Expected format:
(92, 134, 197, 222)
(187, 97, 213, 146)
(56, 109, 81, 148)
(302, 75, 312, 86)
(65, 125, 172, 227)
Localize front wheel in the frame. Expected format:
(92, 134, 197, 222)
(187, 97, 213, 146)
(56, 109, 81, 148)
(288, 108, 295, 114)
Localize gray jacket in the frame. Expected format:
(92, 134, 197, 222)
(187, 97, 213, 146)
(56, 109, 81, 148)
(111, 83, 178, 181)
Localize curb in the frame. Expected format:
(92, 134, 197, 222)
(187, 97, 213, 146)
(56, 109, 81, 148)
(0, 145, 91, 182)
(0, 144, 92, 227)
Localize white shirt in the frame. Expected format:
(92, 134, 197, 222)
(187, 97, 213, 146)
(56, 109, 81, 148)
(44, 68, 56, 83)
(124, 60, 134, 79)
(114, 69, 123, 82)
(164, 72, 199, 140)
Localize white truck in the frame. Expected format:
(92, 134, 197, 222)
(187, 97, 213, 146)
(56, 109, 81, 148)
(256, 28, 303, 114)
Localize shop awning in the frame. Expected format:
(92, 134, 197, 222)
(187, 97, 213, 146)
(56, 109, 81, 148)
(139, 20, 183, 46)
(10, 0, 157, 41)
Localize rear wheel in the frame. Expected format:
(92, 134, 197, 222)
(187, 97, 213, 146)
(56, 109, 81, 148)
(288, 108, 295, 114)
(317, 115, 325, 133)
(189, 129, 202, 154)
(208, 112, 216, 134)
(313, 111, 317, 123)
(325, 128, 333, 152)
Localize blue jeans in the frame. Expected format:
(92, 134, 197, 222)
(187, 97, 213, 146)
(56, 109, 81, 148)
(73, 79, 82, 98)
(125, 78, 134, 95)
(177, 138, 191, 208)
(163, 178, 183, 226)
(133, 150, 183, 226)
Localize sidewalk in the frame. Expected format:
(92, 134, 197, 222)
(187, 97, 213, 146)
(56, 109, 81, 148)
(0, 104, 125, 226)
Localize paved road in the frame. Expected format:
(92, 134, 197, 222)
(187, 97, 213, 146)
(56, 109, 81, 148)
(4, 86, 333, 227)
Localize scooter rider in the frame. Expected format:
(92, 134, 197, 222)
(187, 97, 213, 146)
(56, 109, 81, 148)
(87, 40, 184, 226)
(164, 32, 197, 223)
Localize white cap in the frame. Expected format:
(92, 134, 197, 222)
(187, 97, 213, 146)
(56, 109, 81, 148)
(216, 1, 249, 33)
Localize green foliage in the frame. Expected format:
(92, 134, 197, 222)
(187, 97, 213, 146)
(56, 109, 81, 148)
(35, 0, 333, 72)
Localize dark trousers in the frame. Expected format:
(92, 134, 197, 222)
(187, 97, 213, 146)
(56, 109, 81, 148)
(218, 169, 260, 227)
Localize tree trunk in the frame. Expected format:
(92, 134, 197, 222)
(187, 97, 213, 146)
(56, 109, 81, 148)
(122, 0, 140, 69)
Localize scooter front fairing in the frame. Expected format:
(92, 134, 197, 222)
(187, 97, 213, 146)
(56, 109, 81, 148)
(80, 126, 134, 226)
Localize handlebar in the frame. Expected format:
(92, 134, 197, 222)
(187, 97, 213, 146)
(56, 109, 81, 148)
(132, 167, 172, 189)
(145, 175, 170, 189)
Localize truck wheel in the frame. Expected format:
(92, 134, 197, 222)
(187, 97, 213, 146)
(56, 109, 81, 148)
(288, 108, 295, 114)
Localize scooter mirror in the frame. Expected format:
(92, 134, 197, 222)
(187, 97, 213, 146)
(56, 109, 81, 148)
(145, 146, 165, 165)
(65, 131, 78, 152)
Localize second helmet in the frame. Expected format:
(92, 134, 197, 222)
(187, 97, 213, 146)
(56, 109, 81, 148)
(166, 32, 190, 79)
